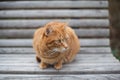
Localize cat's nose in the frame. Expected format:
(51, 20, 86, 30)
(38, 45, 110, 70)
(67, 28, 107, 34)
(61, 42, 68, 49)
(64, 45, 68, 49)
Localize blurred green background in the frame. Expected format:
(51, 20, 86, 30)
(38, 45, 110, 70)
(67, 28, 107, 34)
(109, 0, 120, 61)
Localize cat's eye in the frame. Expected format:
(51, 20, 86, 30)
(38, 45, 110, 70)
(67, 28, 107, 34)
(54, 39, 61, 43)
(58, 39, 61, 42)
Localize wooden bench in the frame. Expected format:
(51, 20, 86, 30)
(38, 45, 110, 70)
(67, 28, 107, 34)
(0, 0, 120, 80)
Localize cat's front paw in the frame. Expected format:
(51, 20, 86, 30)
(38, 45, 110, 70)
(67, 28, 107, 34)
(54, 63, 62, 70)
(39, 62, 47, 69)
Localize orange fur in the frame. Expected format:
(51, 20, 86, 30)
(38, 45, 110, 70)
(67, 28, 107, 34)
(33, 21, 80, 69)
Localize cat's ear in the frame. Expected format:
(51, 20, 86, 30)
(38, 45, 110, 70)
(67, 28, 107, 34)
(45, 27, 52, 36)
(61, 22, 68, 30)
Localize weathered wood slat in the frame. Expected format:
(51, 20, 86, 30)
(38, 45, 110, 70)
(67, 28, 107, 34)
(81, 47, 111, 53)
(0, 53, 117, 63)
(0, 53, 119, 74)
(0, 19, 109, 28)
(0, 10, 108, 18)
(0, 29, 109, 38)
(0, 53, 114, 58)
(0, 62, 120, 74)
(0, 1, 108, 9)
(1, 62, 120, 67)
(0, 39, 110, 47)
(0, 59, 117, 63)
(0, 56, 117, 63)
(0, 74, 120, 80)
(0, 47, 111, 54)
(0, 64, 119, 73)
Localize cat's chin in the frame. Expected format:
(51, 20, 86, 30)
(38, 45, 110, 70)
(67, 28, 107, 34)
(52, 47, 68, 53)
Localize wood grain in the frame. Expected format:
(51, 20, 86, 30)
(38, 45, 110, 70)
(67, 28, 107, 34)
(0, 10, 108, 19)
(0, 47, 111, 54)
(0, 53, 116, 63)
(0, 39, 110, 47)
(0, 29, 109, 38)
(0, 74, 120, 80)
(0, 19, 109, 28)
(0, 1, 108, 9)
(0, 53, 119, 74)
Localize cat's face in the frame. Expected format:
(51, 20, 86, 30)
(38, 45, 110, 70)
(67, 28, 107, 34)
(43, 21, 69, 53)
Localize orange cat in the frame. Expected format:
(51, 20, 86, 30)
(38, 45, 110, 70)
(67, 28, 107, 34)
(33, 21, 80, 69)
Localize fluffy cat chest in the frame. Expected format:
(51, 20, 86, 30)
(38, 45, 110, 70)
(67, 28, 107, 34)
(41, 55, 63, 65)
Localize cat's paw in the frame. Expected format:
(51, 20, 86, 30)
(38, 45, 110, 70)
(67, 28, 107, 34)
(39, 62, 47, 69)
(54, 63, 62, 70)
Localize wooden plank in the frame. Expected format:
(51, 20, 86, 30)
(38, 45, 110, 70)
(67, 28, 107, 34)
(1, 62, 120, 67)
(75, 29, 109, 38)
(0, 1, 108, 9)
(0, 57, 120, 74)
(0, 53, 114, 58)
(0, 47, 111, 54)
(0, 10, 108, 19)
(0, 29, 109, 38)
(0, 56, 117, 63)
(0, 74, 120, 80)
(0, 54, 118, 69)
(0, 39, 110, 47)
(0, 19, 109, 28)
(81, 47, 111, 53)
(0, 58, 117, 63)
(0, 53, 117, 63)
(0, 64, 119, 74)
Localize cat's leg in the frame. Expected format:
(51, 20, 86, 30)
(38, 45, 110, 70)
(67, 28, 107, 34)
(39, 61, 48, 69)
(36, 56, 41, 62)
(54, 60, 63, 70)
